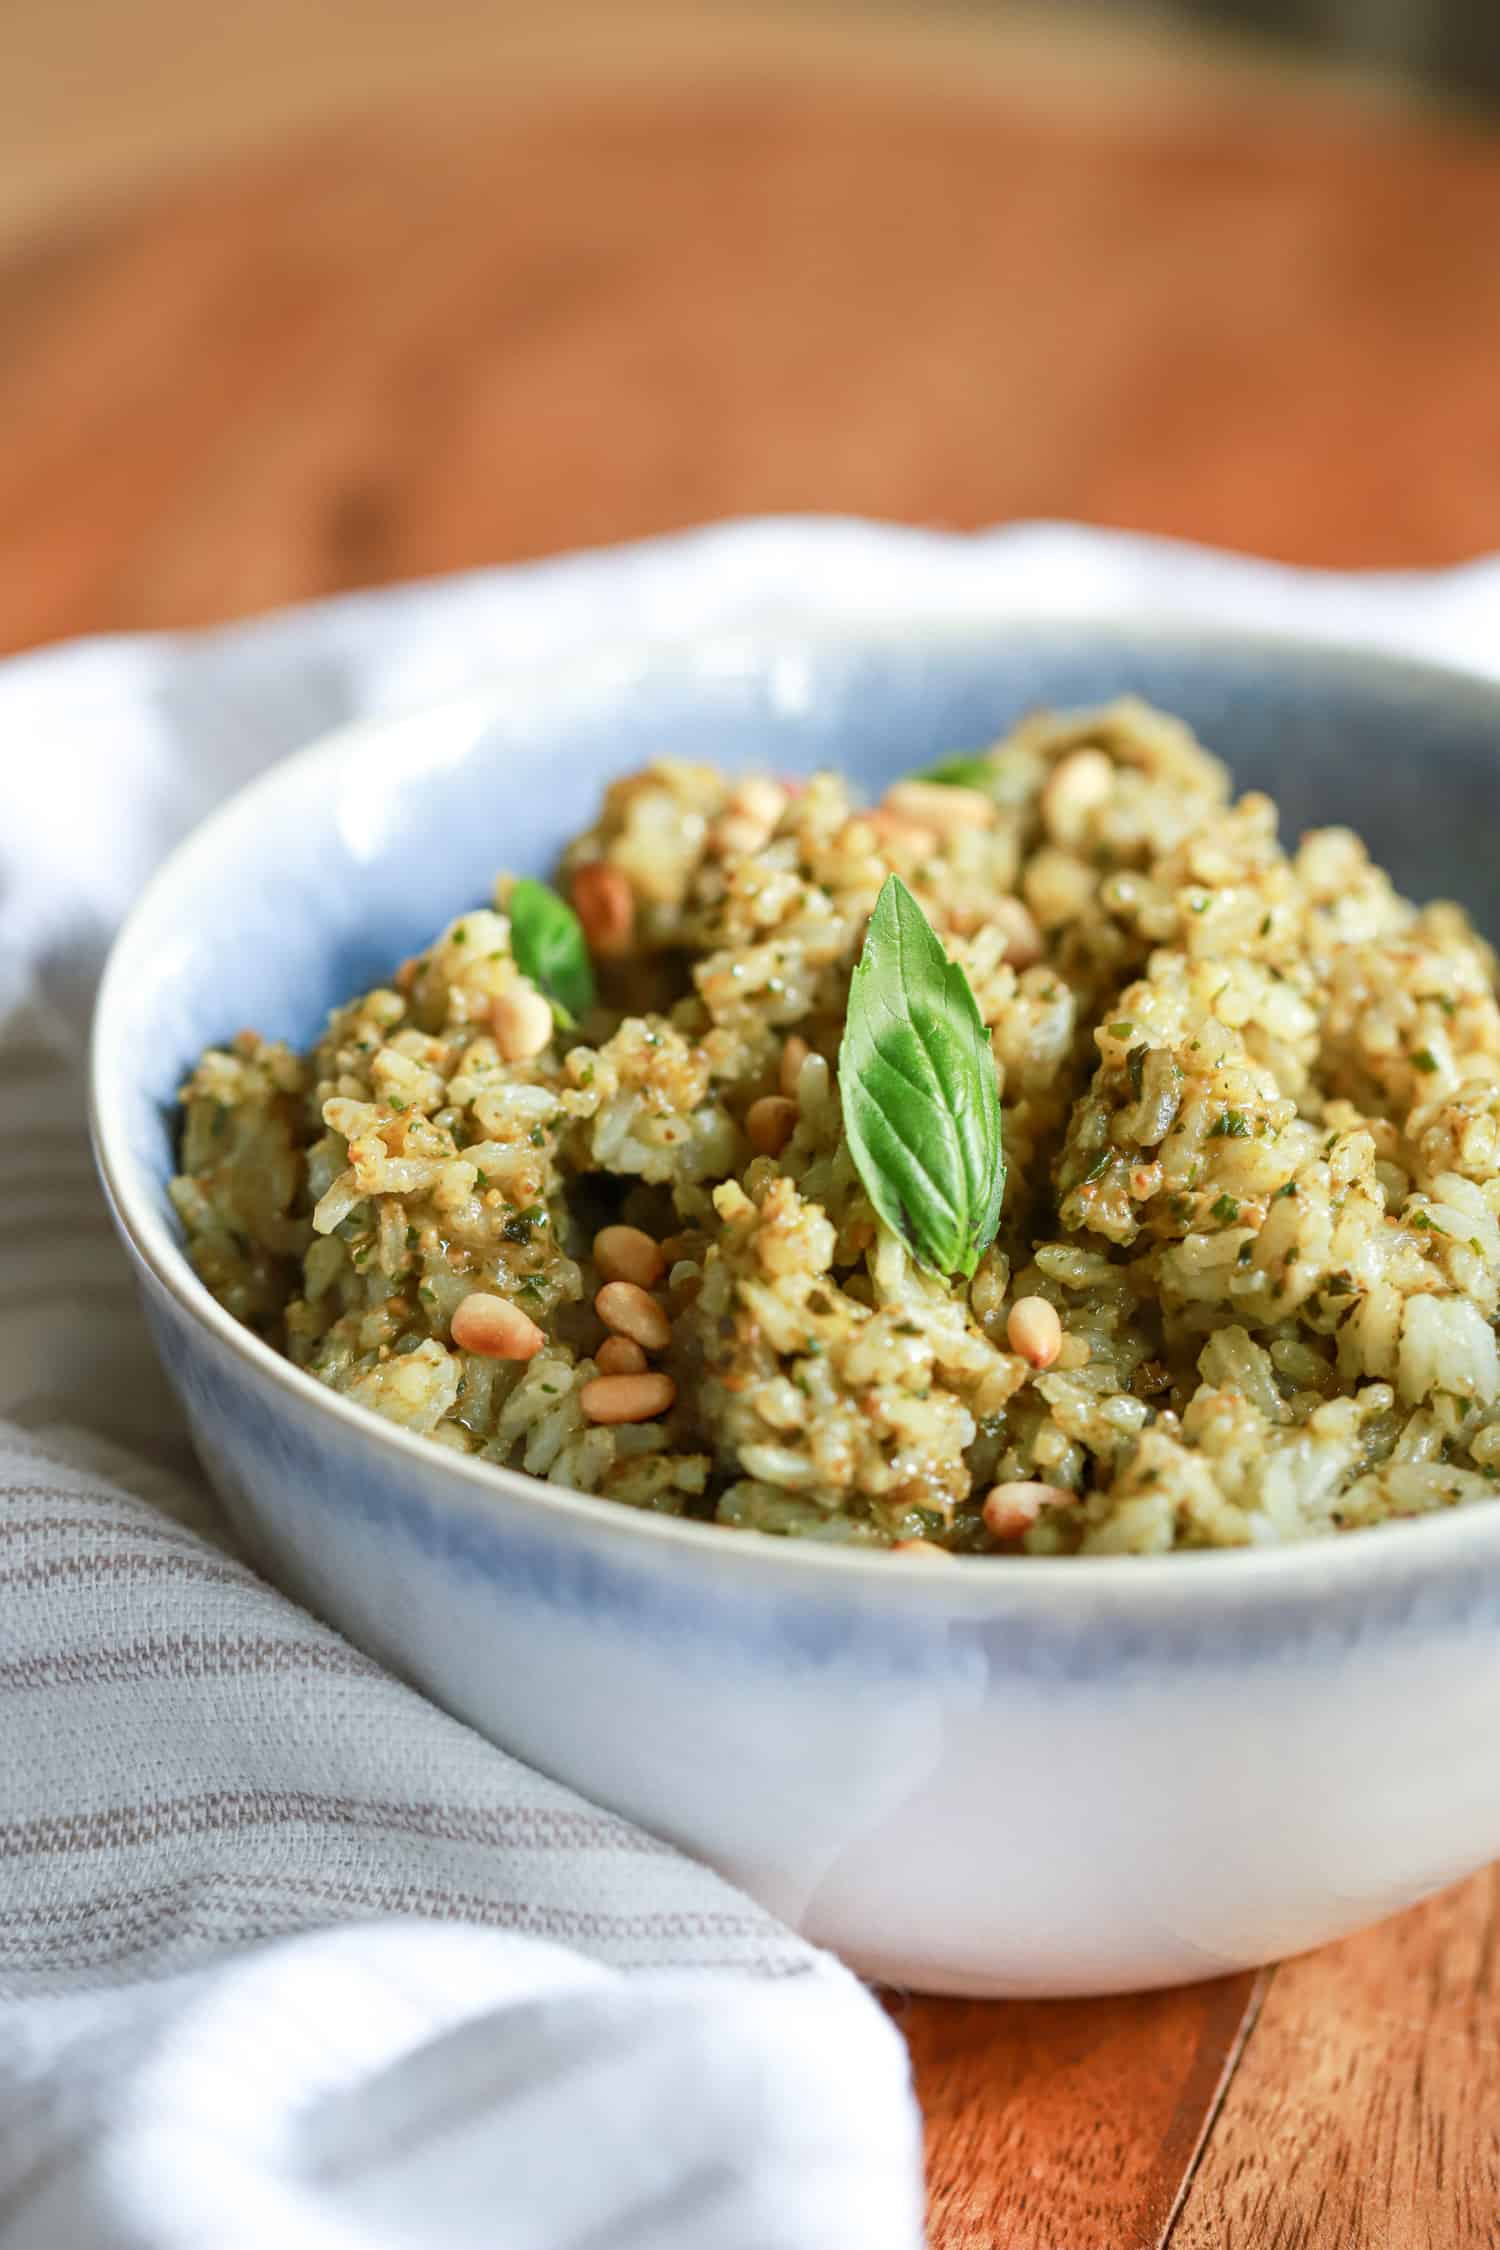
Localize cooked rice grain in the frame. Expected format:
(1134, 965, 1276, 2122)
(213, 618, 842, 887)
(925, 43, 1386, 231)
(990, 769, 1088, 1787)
(172, 703, 1500, 1554)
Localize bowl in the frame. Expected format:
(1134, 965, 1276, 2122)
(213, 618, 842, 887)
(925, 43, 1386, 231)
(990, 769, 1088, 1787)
(91, 614, 1500, 1997)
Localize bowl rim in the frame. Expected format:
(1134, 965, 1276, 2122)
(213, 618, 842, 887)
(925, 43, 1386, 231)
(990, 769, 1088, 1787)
(90, 605, 1500, 1608)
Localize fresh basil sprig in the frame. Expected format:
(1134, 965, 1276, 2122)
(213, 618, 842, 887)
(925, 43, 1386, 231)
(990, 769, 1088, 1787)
(508, 879, 595, 1029)
(838, 875, 1004, 1281)
(909, 750, 995, 789)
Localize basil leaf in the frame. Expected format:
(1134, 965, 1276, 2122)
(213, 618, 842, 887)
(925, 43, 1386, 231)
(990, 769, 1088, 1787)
(509, 879, 595, 1027)
(839, 875, 1004, 1280)
(909, 751, 995, 789)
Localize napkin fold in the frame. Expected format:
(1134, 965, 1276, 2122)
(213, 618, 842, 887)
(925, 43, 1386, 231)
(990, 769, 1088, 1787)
(0, 1436, 914, 2250)
(4, 518, 1499, 2250)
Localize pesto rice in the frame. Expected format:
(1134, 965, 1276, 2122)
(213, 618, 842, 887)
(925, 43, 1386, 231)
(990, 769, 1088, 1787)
(172, 701, 1500, 1555)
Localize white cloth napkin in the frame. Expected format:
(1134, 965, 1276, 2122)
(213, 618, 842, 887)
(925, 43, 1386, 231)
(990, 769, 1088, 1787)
(4, 518, 1500, 2250)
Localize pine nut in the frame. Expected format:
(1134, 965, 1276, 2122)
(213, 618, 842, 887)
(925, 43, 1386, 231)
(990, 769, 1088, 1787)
(1007, 1296, 1063, 1369)
(595, 1280, 671, 1352)
(593, 1224, 665, 1289)
(884, 780, 996, 833)
(581, 1371, 677, 1425)
(596, 1335, 648, 1376)
(891, 1539, 955, 1560)
(570, 861, 635, 956)
(993, 896, 1044, 971)
(746, 1095, 798, 1157)
(491, 986, 554, 1063)
(779, 1035, 810, 1098)
(451, 1292, 546, 1361)
(982, 1481, 1072, 1540)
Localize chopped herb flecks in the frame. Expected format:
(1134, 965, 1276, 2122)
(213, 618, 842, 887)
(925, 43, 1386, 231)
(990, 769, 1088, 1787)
(1209, 1111, 1251, 1140)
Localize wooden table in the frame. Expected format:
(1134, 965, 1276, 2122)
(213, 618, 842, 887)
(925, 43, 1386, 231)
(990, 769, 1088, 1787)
(7, 72, 1500, 2246)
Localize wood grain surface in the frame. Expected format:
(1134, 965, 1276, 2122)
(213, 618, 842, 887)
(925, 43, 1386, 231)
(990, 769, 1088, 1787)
(902, 1973, 1266, 2248)
(7, 81, 1500, 659)
(5, 69, 1500, 2249)
(1174, 1872, 1500, 2250)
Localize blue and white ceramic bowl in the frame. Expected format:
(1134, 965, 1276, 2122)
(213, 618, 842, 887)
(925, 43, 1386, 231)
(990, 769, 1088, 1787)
(91, 616, 1500, 1996)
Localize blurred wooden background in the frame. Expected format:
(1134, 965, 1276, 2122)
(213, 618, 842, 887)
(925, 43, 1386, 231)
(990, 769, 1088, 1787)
(0, 0, 1426, 249)
(7, 0, 1500, 661)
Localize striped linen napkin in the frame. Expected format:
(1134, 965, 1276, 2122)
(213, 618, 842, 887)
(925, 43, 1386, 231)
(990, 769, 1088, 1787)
(0, 1424, 915, 2250)
(3, 520, 1497, 2249)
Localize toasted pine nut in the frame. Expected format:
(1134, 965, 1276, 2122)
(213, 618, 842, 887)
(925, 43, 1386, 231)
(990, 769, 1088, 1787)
(596, 1335, 648, 1376)
(491, 986, 554, 1063)
(982, 1481, 1072, 1540)
(891, 1539, 955, 1560)
(1007, 1296, 1063, 1370)
(1041, 748, 1114, 846)
(451, 1292, 546, 1361)
(993, 896, 1044, 971)
(581, 1371, 677, 1425)
(779, 1035, 810, 1099)
(746, 1095, 798, 1157)
(571, 861, 635, 956)
(885, 779, 997, 833)
(593, 1223, 666, 1289)
(595, 1280, 672, 1352)
(394, 955, 421, 993)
